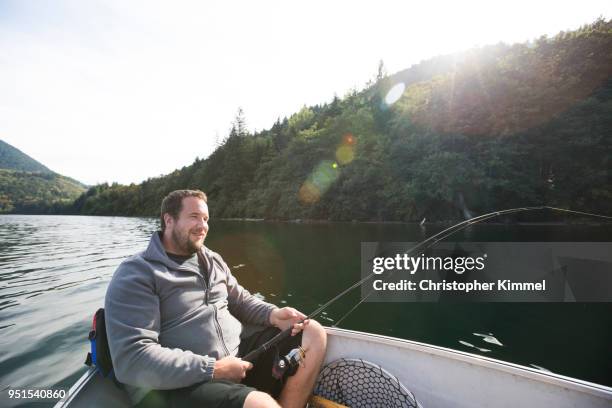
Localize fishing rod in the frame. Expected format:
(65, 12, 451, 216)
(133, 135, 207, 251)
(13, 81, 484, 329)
(242, 205, 612, 363)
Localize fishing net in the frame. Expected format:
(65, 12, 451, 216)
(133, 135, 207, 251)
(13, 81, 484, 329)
(312, 358, 422, 408)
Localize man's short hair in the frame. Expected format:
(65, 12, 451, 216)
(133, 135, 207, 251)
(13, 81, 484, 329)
(160, 189, 207, 232)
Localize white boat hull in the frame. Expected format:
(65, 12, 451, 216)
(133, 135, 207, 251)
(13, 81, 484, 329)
(55, 327, 612, 407)
(323, 328, 612, 407)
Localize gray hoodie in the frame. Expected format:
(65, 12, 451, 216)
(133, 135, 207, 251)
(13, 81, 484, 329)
(104, 232, 277, 399)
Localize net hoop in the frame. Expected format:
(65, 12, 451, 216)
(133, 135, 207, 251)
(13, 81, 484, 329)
(313, 358, 422, 408)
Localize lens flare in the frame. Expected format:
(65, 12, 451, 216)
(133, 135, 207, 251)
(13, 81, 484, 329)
(335, 133, 356, 165)
(311, 161, 337, 188)
(335, 145, 354, 165)
(385, 82, 406, 106)
(298, 181, 320, 205)
(211, 233, 285, 295)
(343, 133, 355, 145)
(298, 160, 339, 205)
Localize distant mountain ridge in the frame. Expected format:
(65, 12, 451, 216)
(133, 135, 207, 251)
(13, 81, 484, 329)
(0, 140, 86, 213)
(0, 139, 53, 173)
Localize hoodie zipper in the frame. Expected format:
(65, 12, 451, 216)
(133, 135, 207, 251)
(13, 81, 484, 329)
(200, 251, 230, 357)
(213, 305, 231, 357)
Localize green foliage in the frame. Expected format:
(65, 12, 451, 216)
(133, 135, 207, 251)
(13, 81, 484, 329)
(288, 106, 316, 134)
(19, 18, 612, 221)
(0, 140, 54, 173)
(0, 169, 85, 213)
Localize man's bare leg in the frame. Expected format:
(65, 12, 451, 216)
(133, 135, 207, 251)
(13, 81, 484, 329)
(244, 390, 281, 408)
(278, 320, 327, 408)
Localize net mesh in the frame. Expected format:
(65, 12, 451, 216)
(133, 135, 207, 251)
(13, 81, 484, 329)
(313, 359, 422, 408)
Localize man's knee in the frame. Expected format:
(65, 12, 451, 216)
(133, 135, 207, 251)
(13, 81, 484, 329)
(304, 319, 327, 350)
(243, 390, 280, 408)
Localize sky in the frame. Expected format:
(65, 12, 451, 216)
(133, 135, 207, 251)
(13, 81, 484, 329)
(1, 1, 610, 186)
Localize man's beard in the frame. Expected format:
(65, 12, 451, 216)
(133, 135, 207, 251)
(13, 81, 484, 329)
(171, 227, 204, 255)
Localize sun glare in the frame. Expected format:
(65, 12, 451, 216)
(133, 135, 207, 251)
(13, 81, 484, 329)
(385, 82, 406, 106)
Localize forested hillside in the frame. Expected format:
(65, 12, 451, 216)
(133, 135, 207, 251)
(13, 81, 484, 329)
(49, 19, 612, 220)
(0, 170, 86, 213)
(0, 139, 53, 173)
(0, 140, 86, 213)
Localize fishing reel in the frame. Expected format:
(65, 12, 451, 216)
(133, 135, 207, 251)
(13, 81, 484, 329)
(272, 346, 306, 380)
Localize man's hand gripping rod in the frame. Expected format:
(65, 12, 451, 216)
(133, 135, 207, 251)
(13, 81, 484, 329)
(242, 321, 306, 363)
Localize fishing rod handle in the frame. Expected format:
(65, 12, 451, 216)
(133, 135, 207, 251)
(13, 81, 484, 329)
(242, 326, 293, 363)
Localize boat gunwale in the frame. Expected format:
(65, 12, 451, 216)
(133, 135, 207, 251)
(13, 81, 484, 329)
(54, 327, 612, 408)
(325, 326, 612, 399)
(53, 367, 97, 408)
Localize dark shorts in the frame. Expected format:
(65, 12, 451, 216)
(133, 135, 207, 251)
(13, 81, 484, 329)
(134, 327, 303, 408)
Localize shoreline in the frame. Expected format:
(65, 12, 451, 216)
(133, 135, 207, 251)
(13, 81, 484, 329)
(216, 217, 608, 226)
(2, 213, 609, 226)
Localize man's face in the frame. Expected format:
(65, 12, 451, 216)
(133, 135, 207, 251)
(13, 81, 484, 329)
(166, 197, 209, 255)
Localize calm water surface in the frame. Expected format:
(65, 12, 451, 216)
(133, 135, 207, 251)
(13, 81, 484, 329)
(0, 215, 611, 407)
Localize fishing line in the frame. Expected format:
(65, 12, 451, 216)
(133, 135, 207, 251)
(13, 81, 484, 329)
(243, 205, 612, 362)
(331, 206, 612, 327)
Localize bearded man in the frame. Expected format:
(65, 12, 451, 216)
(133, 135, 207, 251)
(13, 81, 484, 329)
(105, 189, 327, 408)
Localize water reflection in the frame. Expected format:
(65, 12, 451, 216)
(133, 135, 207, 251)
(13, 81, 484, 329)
(0, 215, 611, 408)
(0, 215, 158, 407)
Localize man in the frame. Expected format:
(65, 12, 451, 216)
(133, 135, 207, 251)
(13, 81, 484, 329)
(105, 189, 327, 408)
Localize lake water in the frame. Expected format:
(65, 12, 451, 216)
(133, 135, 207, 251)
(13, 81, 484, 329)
(0, 215, 611, 407)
